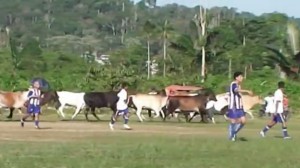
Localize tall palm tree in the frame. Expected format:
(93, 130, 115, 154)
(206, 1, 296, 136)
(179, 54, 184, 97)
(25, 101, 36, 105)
(156, 19, 174, 77)
(193, 5, 207, 83)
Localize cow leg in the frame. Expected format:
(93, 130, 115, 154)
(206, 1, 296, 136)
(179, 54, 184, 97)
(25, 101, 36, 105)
(141, 113, 147, 120)
(152, 108, 160, 119)
(90, 107, 100, 121)
(56, 103, 66, 118)
(136, 107, 144, 122)
(7, 108, 14, 119)
(71, 104, 84, 120)
(161, 106, 171, 121)
(159, 110, 165, 120)
(185, 113, 190, 122)
(147, 109, 152, 118)
(245, 111, 254, 120)
(176, 112, 183, 122)
(174, 112, 178, 119)
(110, 105, 118, 118)
(224, 114, 229, 120)
(200, 110, 209, 123)
(174, 109, 182, 122)
(188, 112, 198, 122)
(207, 108, 216, 124)
(220, 106, 229, 121)
(84, 107, 90, 121)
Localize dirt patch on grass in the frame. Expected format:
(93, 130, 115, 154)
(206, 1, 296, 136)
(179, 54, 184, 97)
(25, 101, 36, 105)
(0, 121, 226, 142)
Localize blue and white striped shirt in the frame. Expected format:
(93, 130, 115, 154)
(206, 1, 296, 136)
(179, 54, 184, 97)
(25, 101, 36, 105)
(229, 81, 243, 110)
(27, 88, 41, 106)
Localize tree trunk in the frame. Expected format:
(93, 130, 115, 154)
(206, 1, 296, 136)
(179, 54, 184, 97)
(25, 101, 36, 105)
(121, 19, 125, 44)
(242, 18, 246, 46)
(201, 46, 206, 83)
(133, 5, 138, 31)
(163, 20, 168, 77)
(199, 5, 206, 83)
(147, 38, 151, 79)
(228, 58, 232, 80)
(244, 65, 247, 79)
(163, 38, 167, 77)
(249, 63, 253, 71)
(121, 2, 125, 44)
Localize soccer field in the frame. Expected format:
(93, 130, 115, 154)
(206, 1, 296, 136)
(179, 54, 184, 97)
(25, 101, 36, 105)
(0, 114, 299, 168)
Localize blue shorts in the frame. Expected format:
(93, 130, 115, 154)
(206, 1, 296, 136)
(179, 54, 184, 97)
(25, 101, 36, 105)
(227, 109, 245, 119)
(27, 105, 41, 114)
(116, 108, 129, 116)
(273, 113, 286, 123)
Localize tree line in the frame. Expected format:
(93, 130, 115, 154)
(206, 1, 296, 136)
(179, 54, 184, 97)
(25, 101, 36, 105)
(0, 0, 299, 96)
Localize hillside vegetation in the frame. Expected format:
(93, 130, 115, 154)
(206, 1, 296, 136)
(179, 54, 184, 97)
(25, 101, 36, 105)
(0, 0, 300, 111)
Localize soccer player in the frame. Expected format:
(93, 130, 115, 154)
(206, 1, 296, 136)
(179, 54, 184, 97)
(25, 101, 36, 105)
(21, 80, 42, 129)
(260, 81, 291, 139)
(263, 92, 274, 117)
(227, 71, 253, 141)
(109, 83, 131, 130)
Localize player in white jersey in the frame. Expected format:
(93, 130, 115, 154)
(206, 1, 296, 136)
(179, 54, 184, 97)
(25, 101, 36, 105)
(260, 81, 291, 139)
(227, 72, 253, 141)
(263, 92, 274, 116)
(109, 83, 131, 130)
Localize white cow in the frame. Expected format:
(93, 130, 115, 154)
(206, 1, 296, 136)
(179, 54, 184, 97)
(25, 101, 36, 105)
(127, 94, 168, 122)
(205, 93, 263, 120)
(56, 91, 86, 119)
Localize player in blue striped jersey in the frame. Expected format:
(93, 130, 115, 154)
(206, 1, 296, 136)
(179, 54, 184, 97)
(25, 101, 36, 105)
(21, 81, 42, 129)
(227, 72, 253, 141)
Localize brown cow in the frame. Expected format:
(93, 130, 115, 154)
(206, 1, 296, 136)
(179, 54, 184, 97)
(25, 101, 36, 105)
(164, 88, 217, 123)
(0, 90, 61, 119)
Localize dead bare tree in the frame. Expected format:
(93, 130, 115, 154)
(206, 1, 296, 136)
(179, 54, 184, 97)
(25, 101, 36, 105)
(193, 2, 207, 83)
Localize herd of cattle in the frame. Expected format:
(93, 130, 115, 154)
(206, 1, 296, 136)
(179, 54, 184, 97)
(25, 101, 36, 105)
(0, 88, 263, 123)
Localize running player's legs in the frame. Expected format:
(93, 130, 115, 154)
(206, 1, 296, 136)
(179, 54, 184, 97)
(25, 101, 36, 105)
(21, 105, 40, 128)
(235, 109, 246, 135)
(121, 108, 129, 124)
(260, 114, 279, 137)
(227, 109, 239, 140)
(109, 108, 131, 130)
(275, 113, 290, 138)
(32, 106, 41, 128)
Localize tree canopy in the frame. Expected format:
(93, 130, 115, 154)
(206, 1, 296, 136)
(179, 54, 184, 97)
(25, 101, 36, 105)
(1, 0, 300, 109)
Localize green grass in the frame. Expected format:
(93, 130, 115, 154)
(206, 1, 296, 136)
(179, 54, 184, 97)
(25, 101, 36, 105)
(0, 109, 300, 168)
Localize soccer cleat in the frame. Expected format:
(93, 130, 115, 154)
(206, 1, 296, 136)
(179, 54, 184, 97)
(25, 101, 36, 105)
(231, 134, 236, 141)
(35, 125, 40, 129)
(123, 124, 131, 130)
(260, 131, 266, 137)
(109, 123, 114, 131)
(283, 136, 291, 140)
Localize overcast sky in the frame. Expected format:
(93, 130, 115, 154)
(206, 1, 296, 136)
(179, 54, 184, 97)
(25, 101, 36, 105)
(133, 0, 300, 17)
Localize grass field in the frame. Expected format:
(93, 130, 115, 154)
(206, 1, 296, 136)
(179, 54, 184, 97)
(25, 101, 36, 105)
(0, 110, 299, 168)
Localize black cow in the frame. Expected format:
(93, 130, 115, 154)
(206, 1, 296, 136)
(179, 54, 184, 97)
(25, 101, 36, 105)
(83, 91, 119, 121)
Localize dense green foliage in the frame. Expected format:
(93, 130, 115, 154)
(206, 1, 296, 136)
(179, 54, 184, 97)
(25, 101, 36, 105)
(0, 0, 300, 109)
